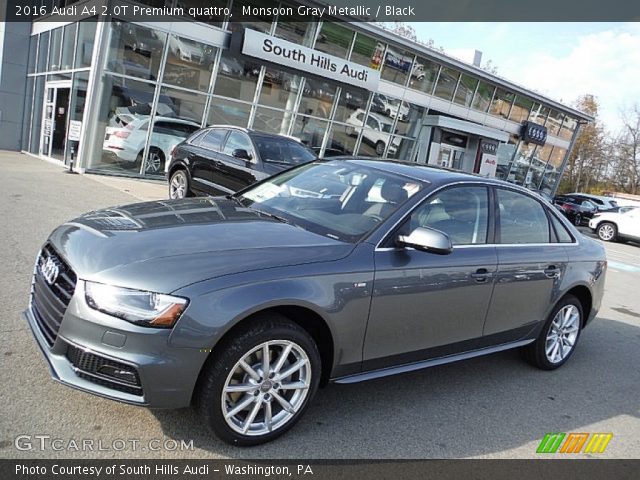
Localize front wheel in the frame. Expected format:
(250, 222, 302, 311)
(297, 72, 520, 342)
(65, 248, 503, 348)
(597, 222, 617, 242)
(521, 295, 582, 370)
(196, 314, 321, 446)
(375, 140, 385, 156)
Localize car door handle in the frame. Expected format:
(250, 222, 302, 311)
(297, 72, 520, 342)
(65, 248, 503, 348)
(544, 266, 561, 278)
(471, 268, 494, 283)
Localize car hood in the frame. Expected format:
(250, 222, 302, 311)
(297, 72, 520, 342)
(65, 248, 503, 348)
(47, 197, 353, 293)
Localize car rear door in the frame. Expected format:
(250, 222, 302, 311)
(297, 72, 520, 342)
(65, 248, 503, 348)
(189, 128, 228, 194)
(363, 185, 498, 369)
(482, 187, 570, 337)
(215, 130, 261, 193)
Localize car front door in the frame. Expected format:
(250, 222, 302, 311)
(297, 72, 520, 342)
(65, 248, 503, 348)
(363, 185, 498, 369)
(215, 130, 260, 193)
(482, 187, 570, 337)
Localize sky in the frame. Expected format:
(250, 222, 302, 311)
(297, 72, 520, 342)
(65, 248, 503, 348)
(409, 23, 640, 133)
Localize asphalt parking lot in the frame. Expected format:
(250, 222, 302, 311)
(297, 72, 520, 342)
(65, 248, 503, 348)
(1, 152, 639, 459)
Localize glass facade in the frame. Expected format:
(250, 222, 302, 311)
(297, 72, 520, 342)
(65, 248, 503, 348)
(20, 6, 586, 195)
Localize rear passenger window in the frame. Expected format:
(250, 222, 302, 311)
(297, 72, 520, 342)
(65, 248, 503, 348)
(550, 214, 574, 243)
(498, 189, 550, 244)
(410, 186, 489, 245)
(200, 129, 226, 152)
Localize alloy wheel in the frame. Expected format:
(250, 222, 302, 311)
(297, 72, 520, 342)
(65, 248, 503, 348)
(545, 305, 580, 364)
(145, 150, 162, 174)
(169, 171, 187, 199)
(598, 223, 615, 241)
(221, 340, 311, 436)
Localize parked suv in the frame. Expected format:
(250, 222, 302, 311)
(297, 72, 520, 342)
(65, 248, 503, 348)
(166, 127, 318, 198)
(589, 207, 640, 243)
(103, 113, 200, 174)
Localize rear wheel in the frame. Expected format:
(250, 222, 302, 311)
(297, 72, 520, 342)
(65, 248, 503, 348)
(196, 314, 320, 446)
(597, 222, 617, 242)
(573, 213, 582, 226)
(141, 147, 165, 175)
(169, 169, 191, 199)
(521, 295, 582, 370)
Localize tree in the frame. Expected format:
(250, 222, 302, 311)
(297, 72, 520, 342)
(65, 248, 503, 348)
(559, 94, 607, 193)
(615, 104, 640, 194)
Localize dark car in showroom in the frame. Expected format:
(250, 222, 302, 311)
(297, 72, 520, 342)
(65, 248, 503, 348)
(553, 194, 600, 226)
(24, 159, 606, 446)
(166, 126, 318, 198)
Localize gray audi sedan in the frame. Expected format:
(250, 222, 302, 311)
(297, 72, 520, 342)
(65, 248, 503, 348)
(24, 159, 606, 445)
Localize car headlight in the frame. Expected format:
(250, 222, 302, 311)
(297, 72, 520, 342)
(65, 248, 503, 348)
(85, 281, 188, 328)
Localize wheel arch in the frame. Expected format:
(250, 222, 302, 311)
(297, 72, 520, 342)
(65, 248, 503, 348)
(562, 284, 593, 328)
(193, 303, 336, 402)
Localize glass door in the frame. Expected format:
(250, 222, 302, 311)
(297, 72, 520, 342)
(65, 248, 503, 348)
(40, 81, 72, 161)
(40, 87, 56, 157)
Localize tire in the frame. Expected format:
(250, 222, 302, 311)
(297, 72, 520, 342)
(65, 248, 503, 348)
(143, 147, 165, 175)
(375, 141, 385, 156)
(597, 222, 617, 242)
(573, 213, 582, 226)
(521, 295, 583, 370)
(169, 169, 191, 199)
(196, 314, 321, 446)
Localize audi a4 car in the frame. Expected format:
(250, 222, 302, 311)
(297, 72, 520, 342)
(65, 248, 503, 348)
(24, 159, 606, 446)
(166, 126, 317, 198)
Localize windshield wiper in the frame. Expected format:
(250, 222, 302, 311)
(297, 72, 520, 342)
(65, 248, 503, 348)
(254, 209, 291, 224)
(225, 194, 247, 207)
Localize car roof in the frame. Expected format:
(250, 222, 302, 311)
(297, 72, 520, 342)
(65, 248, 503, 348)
(325, 157, 542, 193)
(206, 125, 304, 143)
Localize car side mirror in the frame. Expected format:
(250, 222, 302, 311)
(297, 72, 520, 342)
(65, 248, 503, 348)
(232, 149, 252, 160)
(397, 227, 453, 255)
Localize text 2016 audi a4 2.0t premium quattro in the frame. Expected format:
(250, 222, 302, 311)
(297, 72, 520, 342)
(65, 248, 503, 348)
(24, 159, 606, 445)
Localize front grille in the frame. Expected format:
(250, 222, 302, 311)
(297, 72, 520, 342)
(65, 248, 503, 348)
(66, 344, 143, 396)
(31, 244, 77, 347)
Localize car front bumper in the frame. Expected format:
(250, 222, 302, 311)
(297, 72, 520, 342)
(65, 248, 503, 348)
(23, 281, 206, 409)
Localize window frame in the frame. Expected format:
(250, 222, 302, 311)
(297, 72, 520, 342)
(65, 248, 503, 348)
(222, 130, 256, 161)
(379, 183, 496, 248)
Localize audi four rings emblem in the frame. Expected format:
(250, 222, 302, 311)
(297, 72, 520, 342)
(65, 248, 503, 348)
(40, 256, 59, 285)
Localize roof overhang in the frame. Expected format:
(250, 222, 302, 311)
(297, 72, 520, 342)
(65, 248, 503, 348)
(423, 115, 511, 143)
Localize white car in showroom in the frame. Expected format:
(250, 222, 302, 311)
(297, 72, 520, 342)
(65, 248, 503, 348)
(346, 109, 400, 156)
(103, 113, 200, 174)
(375, 94, 409, 121)
(589, 206, 640, 243)
(168, 35, 207, 64)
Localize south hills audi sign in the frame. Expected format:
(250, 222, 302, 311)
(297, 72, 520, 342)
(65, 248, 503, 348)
(241, 29, 380, 91)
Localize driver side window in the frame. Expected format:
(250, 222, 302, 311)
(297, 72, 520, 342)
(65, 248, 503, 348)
(408, 186, 489, 245)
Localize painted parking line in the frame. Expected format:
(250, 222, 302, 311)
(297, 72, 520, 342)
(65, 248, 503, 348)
(607, 260, 640, 273)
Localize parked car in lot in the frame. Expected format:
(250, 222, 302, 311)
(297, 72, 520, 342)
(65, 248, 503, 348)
(553, 194, 599, 226)
(103, 114, 200, 174)
(166, 127, 318, 198)
(589, 206, 640, 243)
(564, 193, 619, 211)
(346, 109, 400, 156)
(25, 159, 606, 446)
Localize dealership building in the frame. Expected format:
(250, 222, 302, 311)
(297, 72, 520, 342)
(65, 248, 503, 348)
(0, 0, 593, 195)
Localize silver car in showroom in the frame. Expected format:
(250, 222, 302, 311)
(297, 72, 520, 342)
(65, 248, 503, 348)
(24, 159, 606, 445)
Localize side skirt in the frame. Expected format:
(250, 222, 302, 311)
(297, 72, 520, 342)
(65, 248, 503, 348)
(332, 339, 534, 384)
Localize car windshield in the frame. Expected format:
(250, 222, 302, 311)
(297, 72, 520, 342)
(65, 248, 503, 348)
(238, 162, 425, 243)
(253, 137, 317, 165)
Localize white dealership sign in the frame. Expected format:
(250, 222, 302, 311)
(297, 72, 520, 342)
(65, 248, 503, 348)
(241, 29, 380, 92)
